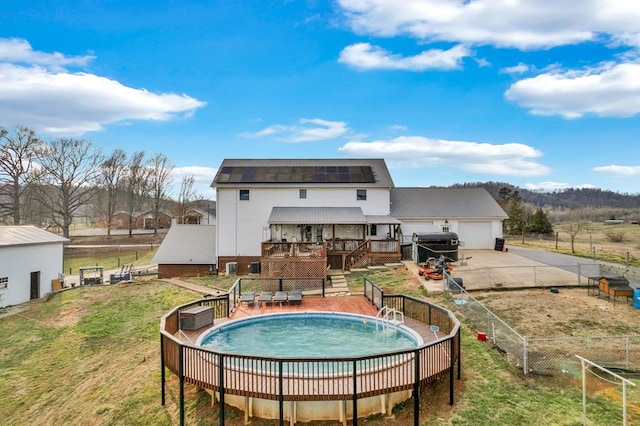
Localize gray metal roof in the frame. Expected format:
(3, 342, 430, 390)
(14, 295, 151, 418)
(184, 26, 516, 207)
(211, 159, 394, 188)
(152, 225, 216, 264)
(268, 207, 366, 224)
(0, 225, 70, 247)
(365, 215, 402, 225)
(390, 187, 508, 219)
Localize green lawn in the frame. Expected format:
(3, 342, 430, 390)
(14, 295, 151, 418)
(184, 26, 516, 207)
(1, 278, 636, 425)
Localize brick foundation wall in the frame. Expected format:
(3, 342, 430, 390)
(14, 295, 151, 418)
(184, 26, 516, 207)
(218, 256, 261, 275)
(158, 264, 216, 279)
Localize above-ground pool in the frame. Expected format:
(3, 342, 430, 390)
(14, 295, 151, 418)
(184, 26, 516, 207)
(197, 311, 423, 359)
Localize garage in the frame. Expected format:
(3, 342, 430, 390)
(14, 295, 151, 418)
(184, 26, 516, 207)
(458, 221, 493, 249)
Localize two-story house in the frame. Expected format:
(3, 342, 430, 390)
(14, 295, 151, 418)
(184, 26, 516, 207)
(210, 158, 508, 279)
(211, 158, 402, 277)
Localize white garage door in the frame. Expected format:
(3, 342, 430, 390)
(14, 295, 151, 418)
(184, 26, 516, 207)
(458, 221, 492, 249)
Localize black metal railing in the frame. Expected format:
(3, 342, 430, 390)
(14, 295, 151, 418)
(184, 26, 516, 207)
(161, 280, 461, 426)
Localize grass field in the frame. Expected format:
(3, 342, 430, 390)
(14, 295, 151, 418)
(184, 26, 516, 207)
(507, 221, 640, 267)
(4, 228, 631, 424)
(1, 276, 637, 425)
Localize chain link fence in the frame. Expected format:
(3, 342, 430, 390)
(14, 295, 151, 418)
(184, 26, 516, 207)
(443, 273, 640, 375)
(526, 335, 640, 376)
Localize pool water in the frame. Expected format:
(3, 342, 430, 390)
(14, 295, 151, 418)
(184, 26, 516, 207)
(199, 312, 421, 358)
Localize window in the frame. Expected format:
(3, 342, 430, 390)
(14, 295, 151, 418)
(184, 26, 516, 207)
(369, 224, 377, 236)
(0, 277, 7, 289)
(299, 189, 307, 199)
(442, 226, 450, 233)
(239, 189, 250, 201)
(356, 189, 367, 200)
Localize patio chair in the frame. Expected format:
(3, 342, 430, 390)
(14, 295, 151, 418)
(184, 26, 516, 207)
(240, 292, 255, 306)
(258, 291, 273, 307)
(273, 291, 289, 305)
(287, 290, 303, 305)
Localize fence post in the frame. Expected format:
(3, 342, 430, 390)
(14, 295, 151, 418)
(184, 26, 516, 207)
(179, 346, 184, 426)
(414, 349, 420, 425)
(352, 359, 358, 426)
(279, 361, 284, 426)
(577, 263, 581, 285)
(160, 335, 165, 406)
(219, 355, 225, 426)
(626, 337, 630, 369)
(523, 336, 528, 375)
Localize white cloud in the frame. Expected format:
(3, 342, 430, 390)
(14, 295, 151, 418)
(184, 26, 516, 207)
(239, 118, 349, 142)
(524, 182, 597, 191)
(338, 0, 640, 50)
(338, 42, 470, 71)
(0, 38, 206, 136)
(389, 124, 407, 130)
(505, 62, 640, 118)
(500, 63, 530, 74)
(339, 135, 550, 177)
(171, 166, 218, 198)
(593, 164, 640, 176)
(0, 38, 95, 70)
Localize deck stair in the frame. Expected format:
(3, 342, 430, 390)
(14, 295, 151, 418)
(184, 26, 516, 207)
(329, 274, 349, 291)
(375, 306, 404, 331)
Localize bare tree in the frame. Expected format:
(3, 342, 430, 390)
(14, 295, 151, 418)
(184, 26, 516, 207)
(560, 219, 587, 254)
(123, 151, 149, 237)
(174, 175, 202, 224)
(147, 153, 174, 236)
(0, 125, 40, 224)
(99, 149, 127, 237)
(31, 138, 103, 237)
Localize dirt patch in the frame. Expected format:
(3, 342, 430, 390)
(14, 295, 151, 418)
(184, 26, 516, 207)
(470, 287, 639, 337)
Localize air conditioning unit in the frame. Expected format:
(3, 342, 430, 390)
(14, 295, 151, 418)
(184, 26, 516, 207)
(249, 262, 261, 274)
(226, 262, 238, 276)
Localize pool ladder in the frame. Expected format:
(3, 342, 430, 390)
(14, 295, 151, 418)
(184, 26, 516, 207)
(375, 306, 404, 331)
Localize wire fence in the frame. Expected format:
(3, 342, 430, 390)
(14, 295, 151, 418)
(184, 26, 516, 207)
(443, 272, 640, 375)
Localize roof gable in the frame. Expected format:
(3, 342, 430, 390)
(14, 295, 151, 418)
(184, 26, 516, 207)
(268, 207, 366, 224)
(211, 159, 394, 188)
(0, 225, 70, 247)
(390, 187, 508, 219)
(152, 225, 216, 264)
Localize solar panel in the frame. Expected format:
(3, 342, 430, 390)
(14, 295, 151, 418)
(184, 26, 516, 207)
(216, 165, 376, 184)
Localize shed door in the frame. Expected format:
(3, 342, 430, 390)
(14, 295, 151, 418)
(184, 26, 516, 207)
(30, 271, 40, 300)
(458, 221, 492, 249)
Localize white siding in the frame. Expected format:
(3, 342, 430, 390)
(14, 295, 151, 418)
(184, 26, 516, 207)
(0, 243, 64, 307)
(398, 220, 437, 244)
(455, 220, 503, 249)
(216, 186, 390, 257)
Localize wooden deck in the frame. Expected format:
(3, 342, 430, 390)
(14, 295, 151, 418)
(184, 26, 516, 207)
(178, 294, 444, 347)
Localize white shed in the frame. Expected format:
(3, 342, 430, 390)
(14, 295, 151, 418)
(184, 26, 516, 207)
(0, 226, 69, 308)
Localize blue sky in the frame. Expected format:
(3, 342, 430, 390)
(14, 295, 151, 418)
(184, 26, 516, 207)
(2, 1, 640, 197)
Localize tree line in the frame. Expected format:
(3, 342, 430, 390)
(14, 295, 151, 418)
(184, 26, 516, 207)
(0, 125, 205, 237)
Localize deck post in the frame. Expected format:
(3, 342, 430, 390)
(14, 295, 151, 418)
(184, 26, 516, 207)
(457, 332, 461, 379)
(279, 361, 284, 426)
(279, 278, 283, 292)
(352, 360, 358, 426)
(414, 349, 420, 426)
(160, 334, 165, 406)
(449, 338, 454, 405)
(219, 354, 225, 426)
(179, 346, 184, 426)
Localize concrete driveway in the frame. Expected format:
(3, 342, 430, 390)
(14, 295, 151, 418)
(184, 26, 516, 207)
(411, 247, 602, 292)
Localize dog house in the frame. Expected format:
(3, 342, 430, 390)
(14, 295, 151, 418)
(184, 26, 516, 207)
(412, 232, 459, 263)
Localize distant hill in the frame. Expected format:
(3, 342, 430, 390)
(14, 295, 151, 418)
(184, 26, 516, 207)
(445, 182, 640, 209)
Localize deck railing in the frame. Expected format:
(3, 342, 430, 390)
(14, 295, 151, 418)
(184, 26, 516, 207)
(161, 279, 461, 426)
(262, 241, 327, 258)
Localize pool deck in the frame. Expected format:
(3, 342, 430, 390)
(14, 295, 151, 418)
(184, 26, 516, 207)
(176, 294, 443, 344)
